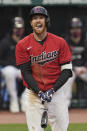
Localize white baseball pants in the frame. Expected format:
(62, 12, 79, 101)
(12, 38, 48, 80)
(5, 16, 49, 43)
(1, 65, 21, 112)
(63, 69, 87, 107)
(23, 86, 69, 131)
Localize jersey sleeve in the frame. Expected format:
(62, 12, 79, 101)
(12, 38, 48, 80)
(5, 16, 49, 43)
(59, 38, 72, 65)
(15, 42, 30, 65)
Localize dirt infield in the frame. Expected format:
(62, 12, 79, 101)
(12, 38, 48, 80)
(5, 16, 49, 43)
(0, 109, 87, 124)
(69, 109, 87, 123)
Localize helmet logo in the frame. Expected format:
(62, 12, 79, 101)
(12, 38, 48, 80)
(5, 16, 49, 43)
(34, 6, 46, 14)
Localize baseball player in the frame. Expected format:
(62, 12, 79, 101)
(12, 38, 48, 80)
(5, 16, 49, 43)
(64, 18, 87, 104)
(15, 6, 72, 131)
(0, 17, 25, 112)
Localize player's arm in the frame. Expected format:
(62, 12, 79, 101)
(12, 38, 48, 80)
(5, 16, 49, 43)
(45, 62, 72, 102)
(18, 61, 40, 94)
(53, 61, 72, 92)
(15, 42, 40, 95)
(15, 42, 47, 102)
(18, 61, 47, 102)
(53, 38, 73, 91)
(45, 38, 72, 102)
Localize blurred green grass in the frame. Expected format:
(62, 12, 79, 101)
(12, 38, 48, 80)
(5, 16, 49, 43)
(0, 124, 87, 131)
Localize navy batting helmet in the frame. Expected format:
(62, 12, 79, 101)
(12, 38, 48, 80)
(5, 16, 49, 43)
(69, 17, 82, 28)
(29, 6, 50, 26)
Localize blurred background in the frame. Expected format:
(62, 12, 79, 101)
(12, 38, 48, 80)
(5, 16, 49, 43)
(0, 0, 87, 131)
(0, 0, 87, 110)
(0, 0, 87, 130)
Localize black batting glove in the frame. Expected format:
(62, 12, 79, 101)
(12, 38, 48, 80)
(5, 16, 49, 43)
(38, 91, 47, 104)
(45, 88, 55, 102)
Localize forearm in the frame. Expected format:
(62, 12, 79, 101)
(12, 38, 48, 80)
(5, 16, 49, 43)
(22, 71, 40, 94)
(18, 62, 40, 94)
(53, 69, 73, 92)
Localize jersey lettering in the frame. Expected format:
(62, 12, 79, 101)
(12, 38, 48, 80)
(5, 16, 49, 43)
(30, 50, 59, 65)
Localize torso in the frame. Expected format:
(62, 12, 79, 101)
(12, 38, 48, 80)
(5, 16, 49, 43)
(16, 33, 72, 91)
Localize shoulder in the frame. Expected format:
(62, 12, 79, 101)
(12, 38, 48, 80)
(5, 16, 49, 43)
(48, 32, 66, 41)
(48, 32, 67, 45)
(16, 33, 33, 49)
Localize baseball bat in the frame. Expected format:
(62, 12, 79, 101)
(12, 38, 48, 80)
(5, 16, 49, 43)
(41, 101, 48, 128)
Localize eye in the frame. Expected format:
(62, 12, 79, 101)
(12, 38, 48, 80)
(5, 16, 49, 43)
(39, 15, 44, 19)
(32, 16, 38, 20)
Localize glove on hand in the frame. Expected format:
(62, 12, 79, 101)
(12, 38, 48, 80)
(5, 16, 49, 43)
(38, 91, 47, 104)
(45, 88, 55, 102)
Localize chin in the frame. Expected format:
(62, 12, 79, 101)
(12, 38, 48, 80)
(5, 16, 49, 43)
(35, 30, 43, 34)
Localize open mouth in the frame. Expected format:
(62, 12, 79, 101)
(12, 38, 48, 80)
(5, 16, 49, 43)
(35, 24, 43, 29)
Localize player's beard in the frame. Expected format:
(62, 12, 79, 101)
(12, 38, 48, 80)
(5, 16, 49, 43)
(33, 23, 47, 36)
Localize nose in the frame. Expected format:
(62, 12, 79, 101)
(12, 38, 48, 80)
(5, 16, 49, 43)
(36, 17, 41, 22)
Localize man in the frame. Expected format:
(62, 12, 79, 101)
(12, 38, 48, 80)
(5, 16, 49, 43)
(0, 17, 25, 112)
(16, 6, 72, 131)
(65, 17, 87, 103)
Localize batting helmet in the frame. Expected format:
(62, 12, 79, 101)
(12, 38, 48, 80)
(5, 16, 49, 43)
(69, 17, 82, 28)
(29, 6, 50, 26)
(12, 17, 24, 28)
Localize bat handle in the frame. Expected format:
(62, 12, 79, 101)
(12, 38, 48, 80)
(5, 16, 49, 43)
(42, 101, 45, 104)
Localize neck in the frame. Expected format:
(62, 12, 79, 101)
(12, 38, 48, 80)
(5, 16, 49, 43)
(33, 29, 47, 41)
